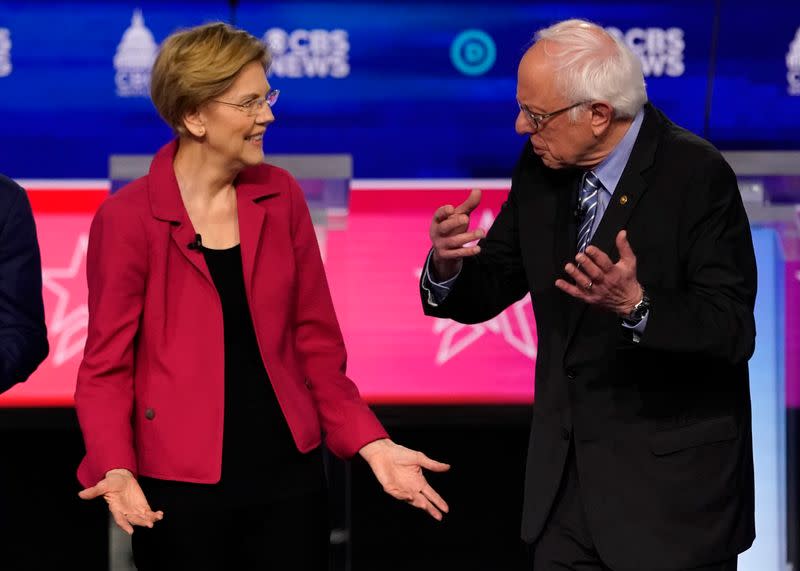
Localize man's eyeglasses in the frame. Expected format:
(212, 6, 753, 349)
(211, 89, 280, 116)
(518, 100, 586, 131)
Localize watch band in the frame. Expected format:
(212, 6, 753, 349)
(622, 287, 650, 325)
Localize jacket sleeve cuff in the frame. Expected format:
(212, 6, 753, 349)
(324, 412, 389, 459)
(77, 453, 138, 488)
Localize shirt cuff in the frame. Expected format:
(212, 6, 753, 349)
(421, 249, 460, 307)
(621, 311, 649, 343)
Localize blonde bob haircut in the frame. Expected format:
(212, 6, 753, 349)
(150, 22, 270, 136)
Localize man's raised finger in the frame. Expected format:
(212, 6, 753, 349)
(454, 189, 482, 215)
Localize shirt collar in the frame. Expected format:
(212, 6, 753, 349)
(592, 107, 645, 196)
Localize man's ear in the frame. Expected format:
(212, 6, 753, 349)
(589, 101, 614, 137)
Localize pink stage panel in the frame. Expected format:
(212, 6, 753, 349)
(0, 184, 537, 407)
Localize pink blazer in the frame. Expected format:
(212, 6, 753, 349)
(76, 141, 387, 487)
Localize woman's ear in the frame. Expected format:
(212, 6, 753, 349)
(182, 107, 206, 138)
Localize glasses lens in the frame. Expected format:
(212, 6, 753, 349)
(519, 103, 540, 130)
(267, 90, 280, 108)
(247, 100, 261, 116)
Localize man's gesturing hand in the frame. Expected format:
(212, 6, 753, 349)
(429, 189, 484, 281)
(555, 230, 643, 316)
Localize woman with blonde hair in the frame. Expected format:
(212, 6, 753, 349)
(75, 22, 449, 570)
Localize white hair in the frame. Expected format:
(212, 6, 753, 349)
(534, 19, 647, 120)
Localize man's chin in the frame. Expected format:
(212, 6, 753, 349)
(539, 154, 566, 170)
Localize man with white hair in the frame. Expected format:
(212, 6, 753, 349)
(420, 19, 755, 571)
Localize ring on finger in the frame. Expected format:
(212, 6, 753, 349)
(584, 280, 593, 290)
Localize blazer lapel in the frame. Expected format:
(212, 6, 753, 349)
(587, 169, 647, 261)
(236, 176, 281, 302)
(553, 170, 582, 278)
(237, 187, 268, 302)
(146, 140, 214, 285)
(146, 141, 286, 290)
(170, 216, 214, 285)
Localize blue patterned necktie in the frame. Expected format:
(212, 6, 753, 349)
(576, 171, 600, 253)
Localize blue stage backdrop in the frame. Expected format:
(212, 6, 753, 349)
(236, 0, 714, 178)
(707, 0, 800, 150)
(0, 0, 796, 179)
(0, 0, 229, 178)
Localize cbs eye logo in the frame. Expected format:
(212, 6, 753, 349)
(451, 29, 496, 76)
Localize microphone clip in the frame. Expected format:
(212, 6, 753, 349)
(187, 233, 203, 251)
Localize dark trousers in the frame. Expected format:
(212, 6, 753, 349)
(132, 489, 329, 571)
(529, 445, 737, 571)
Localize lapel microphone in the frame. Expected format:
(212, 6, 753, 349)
(187, 233, 203, 251)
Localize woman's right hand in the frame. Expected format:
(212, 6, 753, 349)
(78, 468, 164, 535)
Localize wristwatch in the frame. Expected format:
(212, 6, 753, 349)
(622, 287, 650, 325)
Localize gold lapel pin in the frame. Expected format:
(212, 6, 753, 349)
(619, 195, 629, 205)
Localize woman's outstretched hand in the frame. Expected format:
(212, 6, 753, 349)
(79, 468, 164, 535)
(359, 438, 450, 521)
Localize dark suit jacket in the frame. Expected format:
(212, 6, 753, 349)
(421, 104, 756, 571)
(0, 175, 48, 393)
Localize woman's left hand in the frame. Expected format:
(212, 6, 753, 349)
(359, 438, 450, 521)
